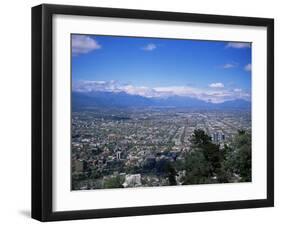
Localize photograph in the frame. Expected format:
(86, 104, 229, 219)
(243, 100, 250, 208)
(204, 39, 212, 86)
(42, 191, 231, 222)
(71, 34, 252, 191)
(30, 3, 274, 221)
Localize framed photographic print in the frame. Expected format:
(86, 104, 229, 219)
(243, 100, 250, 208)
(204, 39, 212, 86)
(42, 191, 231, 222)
(32, 4, 274, 221)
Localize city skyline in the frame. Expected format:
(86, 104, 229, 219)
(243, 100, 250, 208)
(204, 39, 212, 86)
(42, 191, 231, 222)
(72, 34, 251, 103)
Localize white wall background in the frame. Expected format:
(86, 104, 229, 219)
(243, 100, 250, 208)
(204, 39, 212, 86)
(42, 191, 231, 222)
(0, 0, 279, 225)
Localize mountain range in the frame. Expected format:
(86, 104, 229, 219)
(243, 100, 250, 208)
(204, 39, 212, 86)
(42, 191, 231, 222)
(72, 91, 251, 110)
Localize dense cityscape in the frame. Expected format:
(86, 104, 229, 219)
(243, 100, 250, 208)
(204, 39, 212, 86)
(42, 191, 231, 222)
(71, 108, 251, 190)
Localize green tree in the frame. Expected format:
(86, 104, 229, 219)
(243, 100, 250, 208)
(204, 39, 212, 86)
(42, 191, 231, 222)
(103, 175, 124, 188)
(217, 144, 233, 183)
(165, 163, 177, 186)
(225, 131, 251, 182)
(183, 129, 228, 184)
(190, 129, 212, 147)
(183, 151, 213, 184)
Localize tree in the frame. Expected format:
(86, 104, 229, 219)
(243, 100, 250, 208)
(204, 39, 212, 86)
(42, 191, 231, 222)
(225, 131, 251, 182)
(103, 175, 124, 188)
(216, 144, 233, 183)
(165, 163, 177, 186)
(183, 151, 213, 184)
(174, 129, 251, 185)
(190, 129, 212, 147)
(201, 142, 222, 173)
(183, 129, 228, 185)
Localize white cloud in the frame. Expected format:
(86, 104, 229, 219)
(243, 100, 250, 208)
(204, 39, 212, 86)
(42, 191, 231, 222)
(154, 86, 202, 98)
(72, 35, 101, 55)
(244, 63, 252, 72)
(226, 42, 251, 49)
(73, 80, 119, 92)
(222, 63, 237, 69)
(73, 80, 250, 103)
(209, 82, 224, 88)
(122, 85, 158, 97)
(142, 43, 156, 51)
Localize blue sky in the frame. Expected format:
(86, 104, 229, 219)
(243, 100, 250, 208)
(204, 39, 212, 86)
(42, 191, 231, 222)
(72, 34, 251, 103)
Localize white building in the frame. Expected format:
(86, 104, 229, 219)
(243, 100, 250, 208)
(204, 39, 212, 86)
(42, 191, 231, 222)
(122, 174, 142, 188)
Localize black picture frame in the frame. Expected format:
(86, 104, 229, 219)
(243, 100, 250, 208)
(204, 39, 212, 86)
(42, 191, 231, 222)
(32, 3, 274, 222)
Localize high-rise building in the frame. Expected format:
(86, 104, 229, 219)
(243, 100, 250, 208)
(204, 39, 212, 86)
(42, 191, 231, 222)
(211, 132, 225, 143)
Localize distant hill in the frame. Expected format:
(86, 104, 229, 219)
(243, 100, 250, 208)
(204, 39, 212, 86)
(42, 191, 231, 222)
(72, 91, 152, 108)
(152, 95, 210, 108)
(215, 99, 251, 109)
(72, 91, 251, 110)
